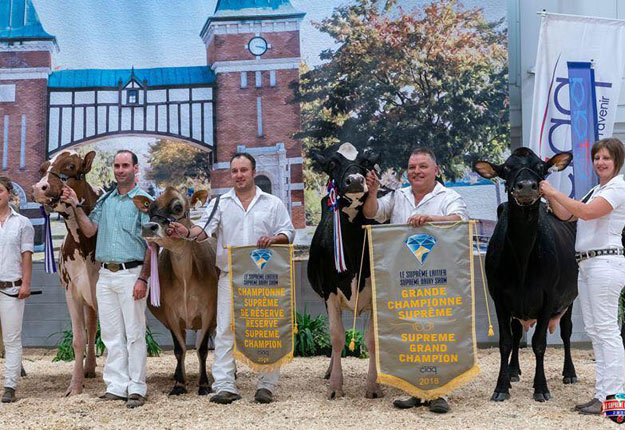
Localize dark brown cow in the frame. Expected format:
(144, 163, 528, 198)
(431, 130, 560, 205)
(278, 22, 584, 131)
(32, 150, 101, 395)
(134, 187, 218, 395)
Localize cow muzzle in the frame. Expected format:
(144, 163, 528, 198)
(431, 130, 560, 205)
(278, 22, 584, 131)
(343, 173, 367, 194)
(141, 222, 164, 240)
(511, 180, 540, 206)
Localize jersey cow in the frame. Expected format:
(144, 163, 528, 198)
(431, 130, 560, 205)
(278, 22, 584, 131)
(134, 187, 218, 396)
(308, 142, 383, 399)
(474, 148, 578, 402)
(32, 150, 101, 396)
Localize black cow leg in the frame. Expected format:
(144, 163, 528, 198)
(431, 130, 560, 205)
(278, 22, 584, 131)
(531, 318, 550, 402)
(508, 319, 523, 382)
(491, 303, 513, 401)
(197, 330, 213, 396)
(559, 305, 578, 384)
(170, 329, 188, 396)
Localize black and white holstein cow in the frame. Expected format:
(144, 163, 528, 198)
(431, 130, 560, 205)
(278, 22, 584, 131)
(308, 142, 383, 399)
(474, 148, 578, 402)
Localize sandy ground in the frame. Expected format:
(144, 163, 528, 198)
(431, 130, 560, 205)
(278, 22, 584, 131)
(0, 347, 618, 429)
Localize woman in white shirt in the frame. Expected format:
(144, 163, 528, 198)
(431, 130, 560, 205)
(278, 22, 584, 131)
(540, 138, 625, 415)
(0, 176, 33, 403)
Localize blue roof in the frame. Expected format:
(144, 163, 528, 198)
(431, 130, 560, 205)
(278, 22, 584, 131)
(201, 0, 304, 37)
(0, 0, 55, 42)
(48, 66, 216, 89)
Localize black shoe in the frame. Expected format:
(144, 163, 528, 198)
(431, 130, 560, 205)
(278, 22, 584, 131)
(126, 393, 146, 409)
(210, 391, 241, 404)
(393, 396, 424, 409)
(1, 388, 15, 403)
(254, 388, 273, 404)
(574, 398, 599, 411)
(427, 397, 450, 413)
(98, 392, 127, 401)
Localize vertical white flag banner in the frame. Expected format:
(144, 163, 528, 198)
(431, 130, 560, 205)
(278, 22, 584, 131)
(529, 13, 625, 196)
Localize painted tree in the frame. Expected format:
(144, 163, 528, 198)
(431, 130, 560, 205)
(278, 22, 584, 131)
(294, 0, 509, 179)
(146, 139, 211, 188)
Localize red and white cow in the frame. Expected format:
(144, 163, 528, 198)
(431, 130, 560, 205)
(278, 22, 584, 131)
(32, 150, 101, 395)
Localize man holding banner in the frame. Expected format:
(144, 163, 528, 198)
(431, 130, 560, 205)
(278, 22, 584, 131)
(170, 152, 295, 405)
(363, 148, 468, 413)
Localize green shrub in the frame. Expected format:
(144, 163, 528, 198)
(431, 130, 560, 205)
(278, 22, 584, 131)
(294, 311, 330, 357)
(344, 329, 368, 359)
(53, 323, 161, 362)
(294, 310, 367, 358)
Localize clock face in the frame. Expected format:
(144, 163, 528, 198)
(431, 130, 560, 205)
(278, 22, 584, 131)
(248, 36, 268, 56)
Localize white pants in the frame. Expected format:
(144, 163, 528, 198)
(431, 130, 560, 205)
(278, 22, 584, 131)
(0, 293, 24, 389)
(212, 273, 279, 394)
(578, 256, 625, 401)
(96, 266, 147, 397)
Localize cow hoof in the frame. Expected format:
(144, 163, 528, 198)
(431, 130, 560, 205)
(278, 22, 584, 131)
(563, 376, 578, 384)
(365, 389, 384, 399)
(169, 385, 187, 396)
(65, 387, 82, 397)
(327, 389, 344, 400)
(533, 392, 551, 402)
(84, 371, 96, 378)
(490, 392, 510, 402)
(20, 367, 27, 377)
(198, 386, 212, 396)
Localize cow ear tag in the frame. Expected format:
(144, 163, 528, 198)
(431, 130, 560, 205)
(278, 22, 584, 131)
(144, 201, 150, 208)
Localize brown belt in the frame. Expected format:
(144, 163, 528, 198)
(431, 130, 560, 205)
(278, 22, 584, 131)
(103, 260, 143, 272)
(0, 280, 22, 289)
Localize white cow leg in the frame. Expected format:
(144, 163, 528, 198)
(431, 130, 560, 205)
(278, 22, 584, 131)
(364, 314, 383, 398)
(64, 289, 86, 395)
(327, 294, 345, 399)
(84, 305, 97, 378)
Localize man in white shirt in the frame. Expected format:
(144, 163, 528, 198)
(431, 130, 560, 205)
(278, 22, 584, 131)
(363, 148, 468, 413)
(170, 153, 295, 404)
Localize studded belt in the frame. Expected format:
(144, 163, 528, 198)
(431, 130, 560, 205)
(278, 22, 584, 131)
(0, 279, 22, 289)
(103, 260, 143, 272)
(575, 248, 625, 263)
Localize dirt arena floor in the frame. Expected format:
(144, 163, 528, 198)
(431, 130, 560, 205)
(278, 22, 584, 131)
(0, 347, 618, 429)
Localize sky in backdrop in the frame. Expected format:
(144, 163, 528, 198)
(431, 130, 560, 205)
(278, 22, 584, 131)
(33, 0, 506, 70)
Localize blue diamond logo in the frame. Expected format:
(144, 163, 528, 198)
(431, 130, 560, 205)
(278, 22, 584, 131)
(250, 249, 273, 270)
(405, 234, 437, 265)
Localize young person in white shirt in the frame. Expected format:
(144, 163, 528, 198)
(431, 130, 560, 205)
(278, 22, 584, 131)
(540, 137, 625, 415)
(169, 152, 295, 404)
(0, 176, 33, 403)
(363, 147, 468, 414)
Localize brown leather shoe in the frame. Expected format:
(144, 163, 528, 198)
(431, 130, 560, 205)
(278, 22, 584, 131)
(1, 387, 16, 403)
(574, 397, 599, 411)
(392, 396, 424, 409)
(210, 391, 241, 404)
(98, 392, 127, 401)
(126, 393, 146, 409)
(254, 388, 273, 404)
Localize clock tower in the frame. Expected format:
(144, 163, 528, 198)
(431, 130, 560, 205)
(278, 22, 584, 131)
(201, 0, 306, 229)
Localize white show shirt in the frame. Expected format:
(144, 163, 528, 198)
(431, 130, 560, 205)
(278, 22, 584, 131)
(197, 186, 296, 272)
(0, 207, 34, 295)
(576, 174, 625, 252)
(374, 182, 469, 224)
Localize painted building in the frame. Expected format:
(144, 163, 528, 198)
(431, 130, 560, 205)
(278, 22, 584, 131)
(0, 0, 306, 228)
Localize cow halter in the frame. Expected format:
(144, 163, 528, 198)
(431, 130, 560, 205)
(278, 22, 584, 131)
(327, 180, 347, 273)
(506, 166, 544, 206)
(48, 171, 85, 184)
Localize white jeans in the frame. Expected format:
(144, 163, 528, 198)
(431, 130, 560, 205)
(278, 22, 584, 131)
(0, 293, 24, 389)
(212, 273, 279, 394)
(578, 256, 625, 401)
(96, 266, 147, 397)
